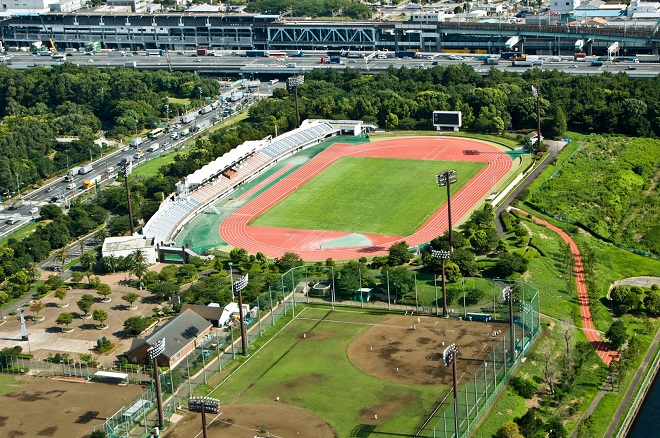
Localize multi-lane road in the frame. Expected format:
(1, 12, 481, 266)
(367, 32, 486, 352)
(0, 83, 272, 238)
(5, 50, 660, 77)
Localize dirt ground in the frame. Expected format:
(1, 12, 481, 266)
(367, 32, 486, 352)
(0, 376, 143, 438)
(347, 314, 509, 386)
(163, 403, 336, 438)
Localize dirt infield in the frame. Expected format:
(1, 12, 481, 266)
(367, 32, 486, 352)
(0, 376, 143, 438)
(163, 403, 336, 438)
(347, 314, 509, 386)
(219, 136, 513, 260)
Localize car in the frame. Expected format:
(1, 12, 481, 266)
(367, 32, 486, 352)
(88, 59, 94, 63)
(189, 53, 198, 57)
(568, 64, 578, 69)
(348, 59, 357, 63)
(193, 58, 202, 62)
(176, 51, 185, 55)
(6, 217, 19, 225)
(66, 183, 75, 190)
(432, 61, 439, 65)
(50, 196, 59, 203)
(106, 166, 115, 173)
(626, 66, 637, 70)
(416, 63, 424, 68)
(162, 141, 171, 147)
(45, 186, 53, 193)
(29, 207, 39, 215)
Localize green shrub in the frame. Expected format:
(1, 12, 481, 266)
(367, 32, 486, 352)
(510, 376, 538, 399)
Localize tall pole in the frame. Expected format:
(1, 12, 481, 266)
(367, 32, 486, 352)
(294, 85, 300, 128)
(436, 170, 457, 251)
(121, 163, 135, 236)
(147, 339, 166, 430)
(444, 344, 460, 438)
(228, 262, 234, 302)
(432, 250, 451, 317)
(288, 75, 305, 128)
(201, 401, 208, 438)
(233, 274, 249, 356)
(532, 85, 542, 150)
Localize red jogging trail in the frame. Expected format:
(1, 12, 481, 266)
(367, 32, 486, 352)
(519, 209, 618, 366)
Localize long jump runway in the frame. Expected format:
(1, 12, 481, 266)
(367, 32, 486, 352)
(219, 137, 512, 260)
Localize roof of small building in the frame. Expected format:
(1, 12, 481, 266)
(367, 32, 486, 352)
(181, 304, 225, 321)
(128, 309, 212, 359)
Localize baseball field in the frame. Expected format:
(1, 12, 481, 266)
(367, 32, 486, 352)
(165, 307, 508, 437)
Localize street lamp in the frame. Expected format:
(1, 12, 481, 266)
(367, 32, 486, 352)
(146, 338, 166, 430)
(188, 397, 219, 438)
(443, 343, 460, 438)
(287, 75, 305, 128)
(431, 249, 451, 317)
(120, 162, 135, 236)
(198, 86, 203, 107)
(436, 170, 457, 251)
(531, 85, 542, 151)
(232, 273, 249, 356)
(164, 104, 169, 120)
(501, 285, 516, 363)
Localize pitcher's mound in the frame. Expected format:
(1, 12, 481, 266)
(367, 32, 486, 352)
(163, 403, 337, 438)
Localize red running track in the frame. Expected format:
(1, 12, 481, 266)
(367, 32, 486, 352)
(220, 137, 512, 260)
(519, 210, 618, 366)
(235, 164, 294, 201)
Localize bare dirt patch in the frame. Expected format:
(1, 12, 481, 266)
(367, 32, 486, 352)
(347, 314, 509, 386)
(0, 376, 143, 438)
(163, 403, 336, 438)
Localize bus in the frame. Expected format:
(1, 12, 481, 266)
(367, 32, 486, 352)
(52, 53, 67, 61)
(268, 51, 287, 58)
(147, 127, 165, 138)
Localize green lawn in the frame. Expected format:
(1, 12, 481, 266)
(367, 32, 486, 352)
(0, 374, 18, 395)
(210, 307, 447, 437)
(167, 97, 192, 106)
(250, 157, 485, 236)
(133, 153, 177, 179)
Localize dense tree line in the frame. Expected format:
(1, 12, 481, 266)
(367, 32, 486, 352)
(0, 64, 219, 190)
(244, 0, 373, 19)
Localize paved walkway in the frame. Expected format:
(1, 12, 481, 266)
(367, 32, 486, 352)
(516, 208, 617, 365)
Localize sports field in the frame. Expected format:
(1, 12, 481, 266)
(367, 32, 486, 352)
(198, 307, 506, 437)
(249, 157, 485, 236)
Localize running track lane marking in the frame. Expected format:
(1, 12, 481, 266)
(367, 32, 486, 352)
(518, 209, 618, 366)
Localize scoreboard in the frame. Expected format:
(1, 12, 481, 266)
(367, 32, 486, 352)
(432, 111, 462, 131)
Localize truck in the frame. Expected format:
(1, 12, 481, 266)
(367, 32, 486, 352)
(511, 60, 534, 67)
(8, 199, 23, 210)
(285, 50, 305, 57)
(245, 50, 268, 57)
(120, 156, 132, 166)
(395, 51, 418, 59)
(85, 41, 102, 53)
(67, 167, 81, 180)
(134, 149, 144, 160)
(146, 49, 164, 56)
(196, 48, 208, 56)
(484, 57, 500, 65)
(637, 54, 660, 63)
(124, 61, 137, 68)
(286, 62, 297, 68)
(200, 105, 213, 115)
(6, 214, 20, 225)
(182, 113, 197, 124)
(219, 91, 233, 101)
(229, 91, 244, 102)
(79, 164, 93, 175)
(573, 52, 587, 61)
(130, 137, 144, 148)
(108, 50, 126, 57)
(83, 176, 101, 189)
(147, 143, 160, 152)
(329, 56, 342, 64)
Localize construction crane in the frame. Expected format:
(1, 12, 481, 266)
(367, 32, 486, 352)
(38, 15, 57, 53)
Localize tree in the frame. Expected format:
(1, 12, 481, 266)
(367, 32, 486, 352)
(547, 416, 567, 438)
(560, 318, 575, 360)
(122, 292, 140, 309)
(514, 410, 544, 438)
(496, 422, 524, 438)
(493, 252, 528, 277)
(275, 251, 304, 272)
(606, 320, 628, 349)
(0, 291, 8, 314)
(96, 282, 112, 302)
(80, 252, 95, 272)
(56, 249, 69, 267)
(39, 204, 63, 220)
(229, 247, 248, 264)
(539, 343, 557, 395)
(129, 249, 149, 282)
(644, 289, 660, 316)
(54, 287, 68, 307)
(92, 308, 109, 328)
(29, 300, 46, 321)
(56, 312, 73, 331)
(70, 271, 84, 284)
(77, 294, 94, 317)
(150, 282, 180, 301)
(388, 241, 412, 266)
(90, 430, 107, 438)
(123, 316, 151, 336)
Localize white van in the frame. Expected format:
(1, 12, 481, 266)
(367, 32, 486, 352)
(147, 143, 160, 152)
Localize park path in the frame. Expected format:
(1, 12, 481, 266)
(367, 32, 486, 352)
(515, 208, 617, 365)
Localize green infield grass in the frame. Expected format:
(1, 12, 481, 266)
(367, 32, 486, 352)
(209, 307, 447, 437)
(250, 157, 485, 236)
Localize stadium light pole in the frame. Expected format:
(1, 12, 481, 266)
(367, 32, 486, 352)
(501, 285, 516, 363)
(531, 85, 542, 151)
(147, 338, 166, 431)
(228, 262, 234, 302)
(443, 343, 460, 438)
(436, 170, 457, 251)
(432, 249, 451, 317)
(233, 273, 249, 356)
(188, 397, 219, 438)
(120, 162, 135, 236)
(288, 75, 305, 128)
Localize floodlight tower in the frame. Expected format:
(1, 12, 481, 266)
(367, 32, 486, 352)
(501, 285, 516, 363)
(431, 249, 451, 317)
(443, 343, 460, 438)
(436, 170, 457, 251)
(233, 273, 249, 356)
(120, 162, 135, 236)
(188, 396, 220, 438)
(531, 85, 542, 151)
(287, 75, 305, 128)
(147, 338, 166, 430)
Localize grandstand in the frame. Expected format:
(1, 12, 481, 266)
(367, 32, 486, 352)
(141, 119, 367, 245)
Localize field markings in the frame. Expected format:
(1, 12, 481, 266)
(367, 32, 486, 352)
(194, 412, 287, 438)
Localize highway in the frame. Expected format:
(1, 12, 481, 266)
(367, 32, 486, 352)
(0, 81, 273, 238)
(4, 50, 660, 77)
